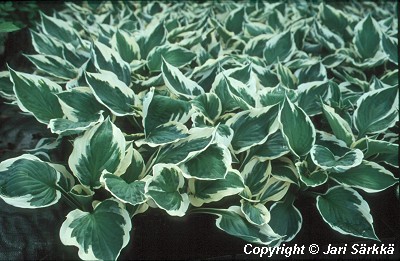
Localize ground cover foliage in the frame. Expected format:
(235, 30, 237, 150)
(0, 1, 398, 260)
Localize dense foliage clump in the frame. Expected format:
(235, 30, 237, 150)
(0, 1, 398, 260)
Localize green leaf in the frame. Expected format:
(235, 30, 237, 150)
(148, 44, 196, 72)
(0, 154, 62, 208)
(225, 6, 245, 34)
(353, 15, 381, 59)
(188, 169, 244, 207)
(310, 145, 363, 173)
(56, 87, 106, 122)
(240, 200, 270, 226)
(48, 117, 104, 136)
(276, 62, 297, 90)
(381, 33, 398, 65)
(92, 41, 131, 86)
(25, 54, 78, 80)
(138, 122, 189, 147)
(191, 93, 222, 124)
(297, 81, 331, 116)
(322, 103, 355, 146)
(9, 68, 63, 124)
(142, 87, 191, 142)
(258, 177, 290, 204)
(85, 71, 137, 117)
(154, 127, 216, 165)
(297, 62, 328, 85)
(240, 158, 271, 200)
(210, 72, 255, 112)
(139, 21, 166, 59)
(258, 84, 297, 107)
(226, 105, 280, 154)
(59, 199, 132, 260)
(0, 71, 13, 99)
(68, 118, 126, 189)
(296, 160, 328, 187)
(312, 21, 344, 51)
(195, 206, 281, 245)
(248, 130, 290, 161)
(353, 137, 398, 167)
(145, 164, 189, 217)
(269, 197, 302, 242)
(330, 160, 398, 193)
(161, 58, 204, 99)
(271, 157, 298, 185)
(279, 97, 316, 157)
(318, 3, 348, 34)
(40, 12, 78, 44)
(101, 173, 147, 206)
(112, 29, 140, 63)
(0, 21, 22, 33)
(181, 143, 231, 180)
(316, 186, 379, 241)
(263, 31, 296, 65)
(353, 86, 398, 137)
(119, 146, 146, 183)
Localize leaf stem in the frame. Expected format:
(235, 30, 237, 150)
(57, 185, 86, 211)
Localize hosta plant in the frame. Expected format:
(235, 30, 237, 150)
(0, 1, 398, 260)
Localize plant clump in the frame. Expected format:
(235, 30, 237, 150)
(0, 1, 398, 260)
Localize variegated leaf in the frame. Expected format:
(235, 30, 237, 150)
(9, 68, 63, 124)
(145, 164, 189, 217)
(60, 199, 132, 260)
(68, 118, 125, 189)
(85, 71, 138, 116)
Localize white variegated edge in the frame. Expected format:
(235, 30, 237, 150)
(278, 97, 316, 158)
(259, 177, 290, 203)
(226, 105, 280, 154)
(110, 29, 141, 61)
(48, 112, 104, 135)
(330, 160, 399, 193)
(92, 41, 130, 76)
(56, 87, 93, 122)
(68, 119, 126, 189)
(145, 163, 189, 217)
(0, 154, 62, 208)
(141, 87, 193, 137)
(100, 170, 148, 206)
(114, 143, 134, 176)
(163, 126, 217, 165)
(265, 30, 296, 63)
(162, 58, 204, 99)
(322, 103, 355, 145)
(353, 86, 399, 135)
(59, 198, 132, 261)
(310, 145, 364, 172)
(270, 157, 299, 184)
(188, 169, 244, 207)
(316, 186, 378, 240)
(210, 72, 254, 111)
(269, 201, 303, 242)
(214, 125, 234, 147)
(85, 71, 138, 116)
(353, 15, 382, 57)
(25, 54, 77, 79)
(240, 199, 271, 226)
(241, 158, 272, 198)
(40, 12, 77, 40)
(219, 206, 282, 245)
(180, 143, 231, 180)
(135, 121, 189, 148)
(9, 68, 63, 124)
